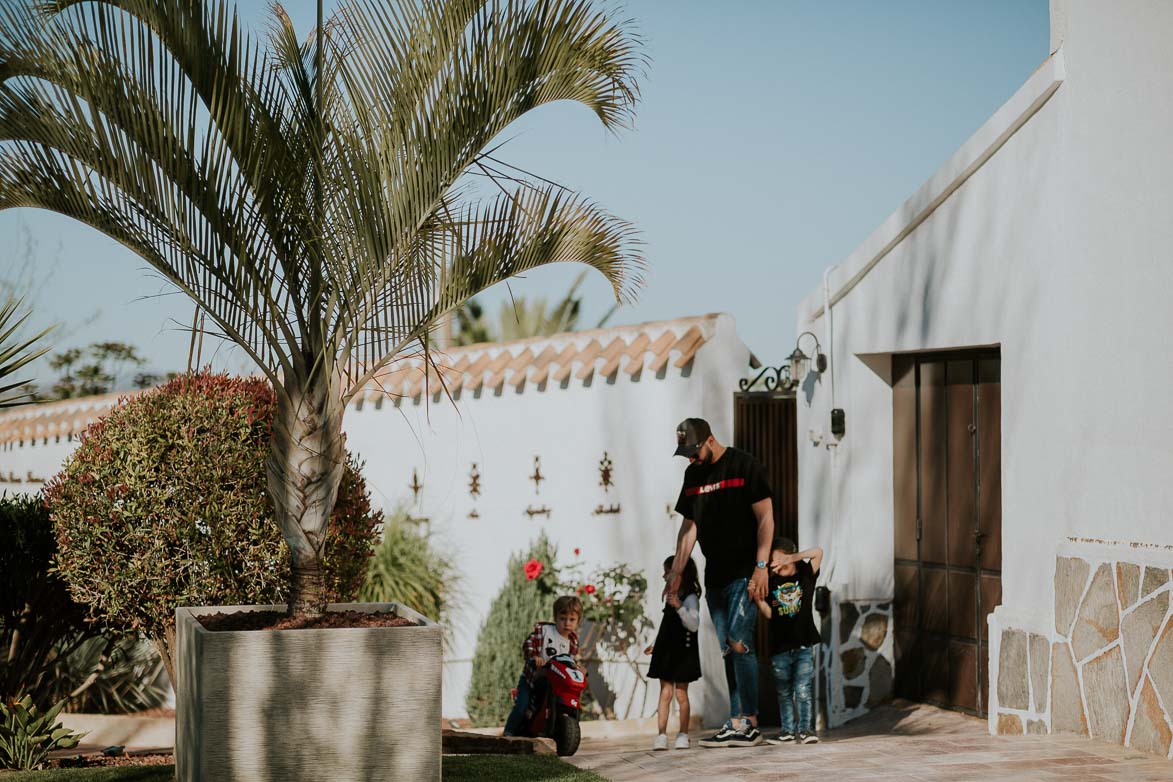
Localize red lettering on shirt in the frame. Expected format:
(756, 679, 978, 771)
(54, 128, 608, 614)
(684, 478, 746, 497)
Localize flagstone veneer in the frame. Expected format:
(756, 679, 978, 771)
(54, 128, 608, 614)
(1071, 564, 1119, 661)
(995, 550, 1173, 759)
(1054, 556, 1090, 636)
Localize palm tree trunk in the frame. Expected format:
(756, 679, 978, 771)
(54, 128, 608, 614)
(266, 372, 347, 617)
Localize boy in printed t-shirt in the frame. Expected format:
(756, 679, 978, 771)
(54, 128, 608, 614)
(753, 536, 824, 745)
(503, 595, 582, 736)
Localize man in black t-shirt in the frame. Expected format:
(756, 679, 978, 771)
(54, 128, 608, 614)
(666, 417, 774, 748)
(753, 536, 823, 744)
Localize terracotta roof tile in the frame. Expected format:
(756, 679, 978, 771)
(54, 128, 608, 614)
(0, 314, 737, 443)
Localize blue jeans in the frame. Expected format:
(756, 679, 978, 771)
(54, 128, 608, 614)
(705, 577, 758, 720)
(771, 646, 815, 734)
(503, 675, 532, 735)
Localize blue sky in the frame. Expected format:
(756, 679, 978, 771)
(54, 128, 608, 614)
(2, 0, 1049, 378)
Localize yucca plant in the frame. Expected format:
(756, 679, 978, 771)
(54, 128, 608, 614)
(0, 694, 86, 771)
(0, 296, 52, 407)
(0, 0, 644, 616)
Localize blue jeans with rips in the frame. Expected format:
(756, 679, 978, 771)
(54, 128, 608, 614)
(771, 645, 815, 734)
(705, 576, 758, 720)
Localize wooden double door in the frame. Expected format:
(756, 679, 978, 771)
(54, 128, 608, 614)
(892, 352, 1001, 716)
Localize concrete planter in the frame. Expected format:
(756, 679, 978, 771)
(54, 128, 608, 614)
(176, 602, 440, 782)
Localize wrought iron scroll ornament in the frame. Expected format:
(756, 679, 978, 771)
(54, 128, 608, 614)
(409, 468, 423, 502)
(593, 503, 621, 516)
(529, 456, 545, 495)
(739, 364, 794, 393)
(526, 504, 552, 519)
(469, 463, 481, 499)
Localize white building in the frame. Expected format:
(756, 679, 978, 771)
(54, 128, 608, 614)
(0, 313, 757, 725)
(796, 0, 1173, 756)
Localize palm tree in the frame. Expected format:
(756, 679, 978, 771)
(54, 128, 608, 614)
(453, 270, 617, 346)
(0, 296, 52, 407)
(0, 0, 645, 616)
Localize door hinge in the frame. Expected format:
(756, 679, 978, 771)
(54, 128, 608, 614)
(916, 516, 922, 541)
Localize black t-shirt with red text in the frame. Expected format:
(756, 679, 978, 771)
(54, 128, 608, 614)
(674, 447, 772, 590)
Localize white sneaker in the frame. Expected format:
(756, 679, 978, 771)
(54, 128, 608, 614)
(653, 733, 669, 751)
(674, 732, 690, 749)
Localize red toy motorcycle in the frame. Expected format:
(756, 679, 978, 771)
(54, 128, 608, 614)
(511, 653, 588, 756)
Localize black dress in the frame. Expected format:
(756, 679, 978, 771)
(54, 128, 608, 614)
(648, 597, 701, 683)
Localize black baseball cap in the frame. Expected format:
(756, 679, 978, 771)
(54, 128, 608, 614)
(674, 418, 712, 458)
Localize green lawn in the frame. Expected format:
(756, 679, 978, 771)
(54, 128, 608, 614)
(1, 756, 607, 782)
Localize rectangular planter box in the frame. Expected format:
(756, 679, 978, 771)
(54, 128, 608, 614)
(176, 602, 441, 781)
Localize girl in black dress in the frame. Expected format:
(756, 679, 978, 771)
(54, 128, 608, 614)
(645, 555, 702, 750)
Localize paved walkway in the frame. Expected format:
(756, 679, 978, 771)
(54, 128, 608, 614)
(565, 702, 1173, 782)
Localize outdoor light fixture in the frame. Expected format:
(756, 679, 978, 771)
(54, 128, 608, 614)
(787, 331, 828, 387)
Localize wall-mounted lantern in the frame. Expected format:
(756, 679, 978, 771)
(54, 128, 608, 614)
(786, 331, 828, 389)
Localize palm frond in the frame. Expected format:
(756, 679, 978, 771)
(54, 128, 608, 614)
(0, 295, 53, 407)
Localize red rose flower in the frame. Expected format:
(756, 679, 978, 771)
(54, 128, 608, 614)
(523, 558, 543, 581)
(584, 584, 596, 595)
(574, 548, 581, 556)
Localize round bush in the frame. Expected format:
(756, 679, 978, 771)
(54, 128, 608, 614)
(44, 372, 380, 676)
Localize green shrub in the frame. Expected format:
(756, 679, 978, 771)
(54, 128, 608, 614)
(0, 493, 98, 705)
(44, 372, 381, 685)
(0, 494, 168, 714)
(0, 695, 85, 771)
(465, 533, 562, 726)
(358, 508, 459, 638)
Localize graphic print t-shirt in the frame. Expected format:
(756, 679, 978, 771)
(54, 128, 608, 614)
(674, 447, 772, 589)
(765, 559, 821, 654)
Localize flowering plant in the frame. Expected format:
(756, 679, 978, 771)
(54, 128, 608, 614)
(523, 558, 543, 581)
(561, 557, 650, 657)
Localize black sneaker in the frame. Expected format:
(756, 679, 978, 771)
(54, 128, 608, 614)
(766, 731, 795, 745)
(698, 722, 739, 748)
(735, 725, 764, 747)
(798, 731, 819, 744)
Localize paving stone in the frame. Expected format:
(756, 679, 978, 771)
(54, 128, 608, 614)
(840, 602, 860, 645)
(1082, 644, 1129, 744)
(1127, 676, 1173, 757)
(1055, 557, 1091, 637)
(1030, 633, 1050, 713)
(841, 647, 866, 679)
(1116, 562, 1141, 610)
(1026, 719, 1048, 735)
(867, 655, 893, 707)
(1072, 564, 1120, 661)
(861, 613, 888, 651)
(1149, 616, 1173, 714)
(998, 628, 1030, 710)
(1120, 590, 1168, 696)
(1051, 641, 1087, 736)
(1142, 566, 1169, 598)
(844, 685, 864, 709)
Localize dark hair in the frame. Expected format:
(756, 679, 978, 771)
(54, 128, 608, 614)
(772, 536, 797, 555)
(553, 595, 583, 619)
(663, 555, 702, 598)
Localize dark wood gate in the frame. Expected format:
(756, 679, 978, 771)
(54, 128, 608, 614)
(733, 390, 798, 726)
(892, 351, 1001, 716)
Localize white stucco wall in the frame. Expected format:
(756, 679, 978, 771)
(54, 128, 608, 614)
(345, 314, 752, 723)
(796, 0, 1173, 644)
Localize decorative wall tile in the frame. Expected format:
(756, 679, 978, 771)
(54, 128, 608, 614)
(1083, 645, 1129, 744)
(1050, 641, 1087, 736)
(1071, 564, 1119, 661)
(1121, 591, 1168, 696)
(1129, 677, 1173, 757)
(866, 656, 892, 707)
(841, 647, 865, 680)
(1029, 633, 1050, 713)
(997, 712, 1022, 735)
(997, 629, 1029, 711)
(860, 614, 888, 652)
(1142, 566, 1169, 599)
(1054, 556, 1091, 636)
(1150, 618, 1173, 713)
(1117, 562, 1141, 610)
